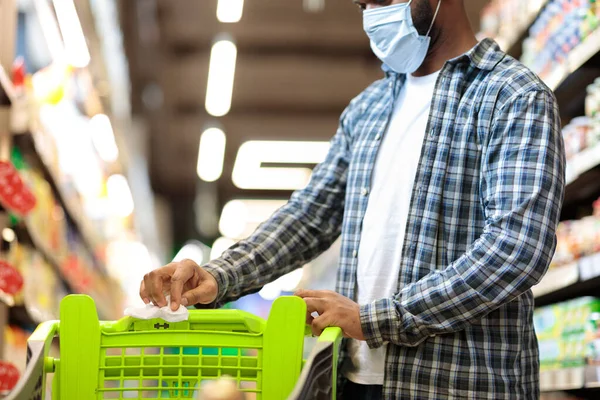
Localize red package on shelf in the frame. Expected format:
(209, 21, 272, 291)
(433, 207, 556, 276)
(0, 161, 36, 215)
(0, 260, 23, 295)
(0, 361, 20, 392)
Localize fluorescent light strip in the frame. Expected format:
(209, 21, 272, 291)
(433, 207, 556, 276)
(52, 0, 90, 68)
(107, 174, 134, 217)
(34, 0, 65, 62)
(210, 237, 236, 261)
(197, 127, 226, 182)
(217, 0, 244, 23)
(231, 141, 330, 190)
(205, 39, 237, 117)
(219, 199, 287, 238)
(173, 241, 207, 264)
(90, 114, 119, 163)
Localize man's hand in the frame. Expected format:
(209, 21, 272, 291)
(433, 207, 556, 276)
(139, 259, 219, 311)
(295, 289, 365, 340)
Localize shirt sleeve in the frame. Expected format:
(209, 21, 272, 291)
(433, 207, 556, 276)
(360, 89, 566, 348)
(201, 106, 354, 306)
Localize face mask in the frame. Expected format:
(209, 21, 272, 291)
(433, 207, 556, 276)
(363, 0, 441, 74)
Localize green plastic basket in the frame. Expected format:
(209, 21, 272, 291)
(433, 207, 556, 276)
(7, 294, 342, 400)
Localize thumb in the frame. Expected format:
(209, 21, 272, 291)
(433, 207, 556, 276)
(182, 278, 218, 306)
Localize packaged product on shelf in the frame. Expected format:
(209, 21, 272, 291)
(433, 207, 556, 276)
(479, 0, 546, 39)
(521, 0, 599, 80)
(550, 196, 600, 270)
(6, 242, 61, 321)
(534, 297, 600, 371)
(3, 325, 28, 374)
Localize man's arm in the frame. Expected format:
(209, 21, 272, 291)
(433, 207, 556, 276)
(360, 89, 565, 348)
(203, 107, 354, 306)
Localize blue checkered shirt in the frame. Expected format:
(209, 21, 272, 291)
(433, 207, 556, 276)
(204, 39, 565, 399)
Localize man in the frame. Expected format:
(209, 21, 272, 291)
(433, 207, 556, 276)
(141, 0, 565, 398)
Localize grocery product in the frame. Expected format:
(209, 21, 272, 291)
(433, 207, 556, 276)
(534, 297, 600, 371)
(479, 0, 547, 40)
(549, 196, 600, 269)
(520, 0, 600, 80)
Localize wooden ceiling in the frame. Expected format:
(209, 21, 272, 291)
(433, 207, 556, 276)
(120, 0, 489, 244)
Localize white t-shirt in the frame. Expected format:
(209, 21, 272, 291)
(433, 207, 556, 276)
(344, 70, 440, 385)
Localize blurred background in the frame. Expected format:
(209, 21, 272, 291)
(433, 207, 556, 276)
(1, 0, 600, 399)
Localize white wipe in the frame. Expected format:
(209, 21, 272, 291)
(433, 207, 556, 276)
(124, 296, 189, 323)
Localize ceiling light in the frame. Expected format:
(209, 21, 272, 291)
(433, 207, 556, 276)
(197, 127, 226, 182)
(303, 0, 325, 13)
(2, 228, 15, 243)
(205, 38, 237, 117)
(34, 0, 64, 61)
(90, 114, 119, 163)
(107, 174, 134, 218)
(219, 199, 287, 239)
(232, 141, 330, 190)
(52, 0, 90, 68)
(217, 0, 244, 23)
(173, 240, 208, 264)
(210, 237, 236, 261)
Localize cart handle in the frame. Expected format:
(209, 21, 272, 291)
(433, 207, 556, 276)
(4, 321, 59, 400)
(101, 308, 267, 334)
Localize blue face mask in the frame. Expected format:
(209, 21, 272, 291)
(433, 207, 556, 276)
(363, 0, 441, 74)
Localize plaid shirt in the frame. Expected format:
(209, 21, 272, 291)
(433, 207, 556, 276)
(204, 39, 565, 399)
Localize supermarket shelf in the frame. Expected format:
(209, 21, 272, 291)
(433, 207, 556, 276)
(544, 28, 600, 91)
(532, 262, 579, 299)
(16, 219, 72, 294)
(534, 254, 600, 307)
(565, 143, 600, 186)
(0, 65, 14, 105)
(540, 366, 600, 392)
(8, 305, 40, 330)
(12, 132, 107, 275)
(494, 1, 548, 56)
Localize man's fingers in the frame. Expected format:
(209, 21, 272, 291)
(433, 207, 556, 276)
(182, 279, 218, 306)
(311, 314, 330, 337)
(295, 289, 320, 299)
(305, 312, 315, 325)
(304, 297, 327, 315)
(146, 271, 168, 307)
(296, 289, 337, 299)
(139, 280, 149, 304)
(169, 261, 196, 310)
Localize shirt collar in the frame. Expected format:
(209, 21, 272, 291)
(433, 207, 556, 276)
(382, 38, 505, 78)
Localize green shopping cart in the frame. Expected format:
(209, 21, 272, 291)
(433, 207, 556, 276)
(6, 294, 342, 400)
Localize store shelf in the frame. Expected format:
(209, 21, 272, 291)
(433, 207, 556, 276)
(544, 28, 600, 91)
(16, 219, 72, 293)
(540, 366, 600, 392)
(12, 132, 107, 274)
(0, 65, 14, 105)
(534, 254, 600, 307)
(494, 1, 548, 55)
(566, 143, 600, 186)
(533, 262, 580, 299)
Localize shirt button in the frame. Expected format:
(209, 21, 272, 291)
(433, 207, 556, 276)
(361, 188, 369, 196)
(375, 134, 381, 141)
(429, 129, 435, 139)
(352, 250, 358, 258)
(388, 81, 393, 88)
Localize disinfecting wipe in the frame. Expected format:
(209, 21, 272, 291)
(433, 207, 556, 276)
(124, 296, 189, 322)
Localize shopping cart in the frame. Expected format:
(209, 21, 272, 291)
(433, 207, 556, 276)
(6, 294, 342, 400)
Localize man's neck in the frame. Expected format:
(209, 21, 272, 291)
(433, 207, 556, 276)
(413, 18, 478, 77)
